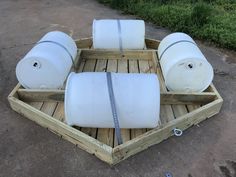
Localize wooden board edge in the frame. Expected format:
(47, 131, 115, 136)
(75, 37, 160, 50)
(75, 37, 93, 49)
(8, 83, 21, 98)
(17, 89, 217, 105)
(8, 96, 113, 164)
(81, 49, 154, 60)
(111, 99, 223, 164)
(145, 38, 160, 49)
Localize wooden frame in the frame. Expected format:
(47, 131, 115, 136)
(8, 38, 223, 165)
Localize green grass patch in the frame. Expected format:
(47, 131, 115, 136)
(98, 0, 236, 50)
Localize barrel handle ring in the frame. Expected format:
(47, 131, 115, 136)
(173, 128, 183, 137)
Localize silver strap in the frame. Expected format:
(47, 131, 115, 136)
(117, 20, 124, 57)
(159, 40, 197, 60)
(106, 72, 123, 145)
(37, 40, 75, 68)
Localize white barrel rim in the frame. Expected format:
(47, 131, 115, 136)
(165, 58, 214, 92)
(16, 56, 64, 89)
(39, 31, 77, 60)
(64, 72, 75, 125)
(158, 32, 196, 60)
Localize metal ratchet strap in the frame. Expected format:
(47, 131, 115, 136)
(117, 19, 124, 57)
(159, 40, 197, 60)
(106, 72, 123, 145)
(37, 40, 75, 68)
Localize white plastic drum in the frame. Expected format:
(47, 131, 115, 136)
(93, 19, 145, 49)
(158, 32, 213, 92)
(16, 31, 77, 89)
(65, 72, 160, 128)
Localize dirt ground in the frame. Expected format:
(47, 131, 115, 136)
(0, 0, 236, 176)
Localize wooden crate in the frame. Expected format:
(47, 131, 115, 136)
(8, 38, 223, 165)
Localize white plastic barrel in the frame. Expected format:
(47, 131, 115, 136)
(65, 72, 160, 128)
(16, 31, 77, 89)
(158, 32, 213, 92)
(93, 19, 145, 49)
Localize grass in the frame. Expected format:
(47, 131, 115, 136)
(97, 0, 236, 50)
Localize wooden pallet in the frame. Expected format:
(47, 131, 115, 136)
(8, 38, 223, 165)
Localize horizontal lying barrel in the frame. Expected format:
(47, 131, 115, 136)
(65, 72, 160, 128)
(16, 31, 77, 89)
(93, 19, 145, 49)
(158, 32, 213, 92)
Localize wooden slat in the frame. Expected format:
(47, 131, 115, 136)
(172, 105, 188, 118)
(187, 104, 200, 112)
(52, 102, 65, 122)
(81, 49, 153, 60)
(17, 89, 217, 105)
(114, 60, 131, 146)
(28, 102, 43, 110)
(77, 59, 85, 73)
(40, 102, 58, 116)
(160, 92, 216, 105)
(128, 59, 139, 73)
(80, 59, 97, 138)
(145, 38, 160, 49)
(75, 38, 93, 49)
(18, 89, 64, 102)
(75, 38, 161, 50)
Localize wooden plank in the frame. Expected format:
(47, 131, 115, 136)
(73, 50, 82, 71)
(172, 105, 188, 118)
(145, 38, 160, 49)
(81, 49, 153, 60)
(18, 89, 64, 102)
(129, 59, 139, 73)
(95, 59, 107, 72)
(118, 60, 128, 73)
(17, 89, 217, 105)
(160, 92, 216, 105)
(114, 59, 130, 146)
(80, 59, 97, 138)
(139, 60, 151, 74)
(8, 96, 113, 164)
(40, 102, 58, 116)
(112, 98, 223, 164)
(28, 102, 43, 110)
(8, 83, 21, 99)
(77, 59, 85, 73)
(52, 102, 65, 122)
(187, 104, 200, 112)
(83, 59, 97, 72)
(106, 58, 117, 77)
(75, 38, 161, 50)
(75, 38, 93, 49)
